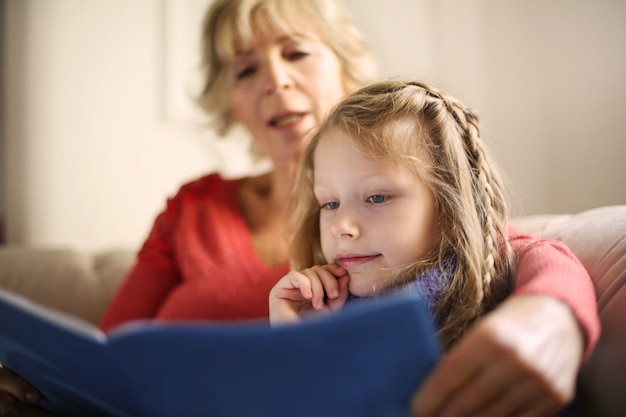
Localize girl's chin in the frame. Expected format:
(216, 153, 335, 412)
(348, 281, 378, 297)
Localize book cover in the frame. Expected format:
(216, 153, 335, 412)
(0, 287, 440, 417)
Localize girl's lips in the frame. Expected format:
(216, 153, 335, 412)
(335, 254, 380, 270)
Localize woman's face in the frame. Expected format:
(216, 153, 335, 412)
(229, 29, 347, 170)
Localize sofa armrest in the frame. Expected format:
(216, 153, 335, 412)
(0, 246, 134, 324)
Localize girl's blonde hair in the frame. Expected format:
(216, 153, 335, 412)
(290, 80, 515, 349)
(197, 0, 378, 136)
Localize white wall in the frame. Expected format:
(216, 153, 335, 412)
(3, 0, 258, 251)
(345, 0, 626, 215)
(2, 0, 625, 251)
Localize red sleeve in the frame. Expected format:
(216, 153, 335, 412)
(508, 225, 600, 359)
(98, 192, 184, 332)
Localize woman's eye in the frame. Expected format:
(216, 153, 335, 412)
(367, 195, 388, 204)
(286, 50, 309, 61)
(235, 66, 256, 80)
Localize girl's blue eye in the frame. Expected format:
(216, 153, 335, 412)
(368, 195, 388, 204)
(322, 201, 339, 210)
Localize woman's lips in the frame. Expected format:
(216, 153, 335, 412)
(335, 254, 380, 270)
(269, 112, 306, 127)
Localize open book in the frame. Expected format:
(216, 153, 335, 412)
(0, 287, 440, 417)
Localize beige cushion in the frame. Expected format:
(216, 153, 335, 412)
(0, 246, 134, 323)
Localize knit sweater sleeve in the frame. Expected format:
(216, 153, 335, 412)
(508, 225, 600, 359)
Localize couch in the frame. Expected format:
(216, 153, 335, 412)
(0, 205, 624, 416)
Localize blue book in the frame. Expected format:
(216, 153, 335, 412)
(0, 287, 440, 417)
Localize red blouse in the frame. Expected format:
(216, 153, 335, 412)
(98, 174, 599, 356)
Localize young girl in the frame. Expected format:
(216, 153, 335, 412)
(270, 79, 526, 350)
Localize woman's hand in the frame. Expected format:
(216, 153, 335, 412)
(269, 264, 349, 325)
(0, 366, 56, 416)
(411, 294, 584, 417)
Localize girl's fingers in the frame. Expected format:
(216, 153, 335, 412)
(301, 265, 346, 308)
(269, 265, 350, 324)
(300, 268, 327, 310)
(327, 274, 350, 311)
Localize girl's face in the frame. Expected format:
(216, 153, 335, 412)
(229, 29, 347, 170)
(313, 129, 438, 297)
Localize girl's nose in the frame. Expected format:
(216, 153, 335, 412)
(329, 207, 360, 239)
(264, 59, 293, 95)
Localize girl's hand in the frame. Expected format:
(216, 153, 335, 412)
(411, 295, 583, 417)
(269, 264, 349, 325)
(0, 366, 56, 416)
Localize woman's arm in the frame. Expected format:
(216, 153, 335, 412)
(411, 228, 599, 417)
(98, 199, 181, 332)
(509, 225, 600, 357)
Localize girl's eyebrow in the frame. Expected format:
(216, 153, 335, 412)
(313, 181, 330, 192)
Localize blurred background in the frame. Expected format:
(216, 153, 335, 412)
(2, 0, 625, 251)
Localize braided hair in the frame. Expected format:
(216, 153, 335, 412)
(290, 79, 515, 349)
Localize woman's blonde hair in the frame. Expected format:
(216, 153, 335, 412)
(197, 0, 378, 136)
(290, 79, 515, 349)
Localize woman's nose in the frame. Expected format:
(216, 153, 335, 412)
(264, 59, 293, 95)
